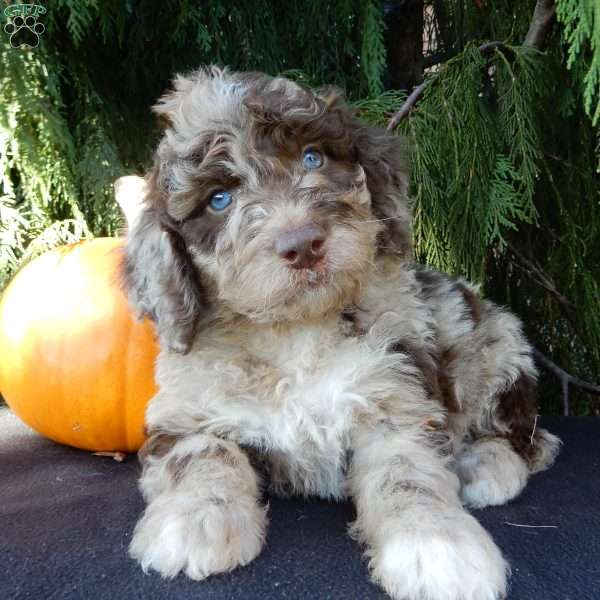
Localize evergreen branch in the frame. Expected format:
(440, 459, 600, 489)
(387, 41, 511, 130)
(387, 0, 555, 130)
(556, 0, 600, 126)
(533, 348, 600, 416)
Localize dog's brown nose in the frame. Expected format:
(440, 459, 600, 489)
(275, 224, 327, 269)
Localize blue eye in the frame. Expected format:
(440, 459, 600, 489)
(302, 149, 323, 170)
(209, 190, 233, 211)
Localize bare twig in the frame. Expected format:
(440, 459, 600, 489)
(387, 0, 555, 130)
(510, 256, 581, 340)
(93, 451, 127, 462)
(477, 41, 511, 55)
(505, 522, 558, 529)
(530, 414, 539, 444)
(508, 243, 577, 315)
(533, 348, 600, 416)
(524, 0, 556, 49)
(387, 79, 432, 131)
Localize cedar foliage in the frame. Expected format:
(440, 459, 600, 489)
(0, 1, 598, 413)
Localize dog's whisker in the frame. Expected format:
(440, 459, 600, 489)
(359, 215, 404, 224)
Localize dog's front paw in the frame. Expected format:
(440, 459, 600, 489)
(129, 494, 267, 580)
(370, 511, 508, 600)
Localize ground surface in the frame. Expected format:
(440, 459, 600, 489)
(1, 408, 598, 600)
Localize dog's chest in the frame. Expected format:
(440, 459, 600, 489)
(194, 318, 391, 497)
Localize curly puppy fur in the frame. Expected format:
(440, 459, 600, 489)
(124, 67, 560, 600)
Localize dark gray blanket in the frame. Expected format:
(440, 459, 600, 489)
(1, 408, 598, 599)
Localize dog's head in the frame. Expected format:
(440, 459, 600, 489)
(124, 67, 410, 352)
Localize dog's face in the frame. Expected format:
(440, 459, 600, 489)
(125, 67, 411, 352)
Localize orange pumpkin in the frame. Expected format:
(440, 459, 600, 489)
(0, 238, 158, 452)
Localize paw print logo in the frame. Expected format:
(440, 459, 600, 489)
(4, 4, 47, 49)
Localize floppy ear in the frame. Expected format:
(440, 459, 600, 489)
(122, 166, 208, 354)
(352, 125, 412, 259)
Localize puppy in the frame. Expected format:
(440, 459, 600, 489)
(124, 67, 560, 600)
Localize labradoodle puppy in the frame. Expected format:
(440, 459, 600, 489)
(124, 67, 560, 600)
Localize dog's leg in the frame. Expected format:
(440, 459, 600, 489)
(348, 422, 508, 600)
(455, 429, 561, 510)
(454, 347, 561, 509)
(130, 431, 267, 580)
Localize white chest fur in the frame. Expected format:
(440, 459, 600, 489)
(149, 316, 402, 498)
